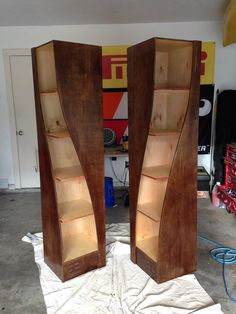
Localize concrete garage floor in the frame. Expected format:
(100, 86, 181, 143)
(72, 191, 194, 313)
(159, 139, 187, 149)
(0, 190, 236, 314)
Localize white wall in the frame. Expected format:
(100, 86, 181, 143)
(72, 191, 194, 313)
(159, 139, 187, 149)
(0, 21, 236, 187)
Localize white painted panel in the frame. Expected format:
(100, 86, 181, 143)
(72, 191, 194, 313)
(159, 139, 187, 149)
(9, 55, 40, 187)
(113, 92, 128, 119)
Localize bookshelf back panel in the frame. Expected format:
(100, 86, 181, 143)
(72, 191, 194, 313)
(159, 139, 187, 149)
(154, 40, 193, 89)
(36, 43, 57, 92)
(40, 93, 67, 133)
(47, 137, 80, 170)
(136, 211, 159, 241)
(136, 212, 159, 262)
(142, 134, 178, 168)
(61, 215, 97, 240)
(138, 176, 167, 206)
(151, 90, 189, 131)
(55, 178, 92, 204)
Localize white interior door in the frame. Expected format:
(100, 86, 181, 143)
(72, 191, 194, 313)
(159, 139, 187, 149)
(7, 53, 40, 188)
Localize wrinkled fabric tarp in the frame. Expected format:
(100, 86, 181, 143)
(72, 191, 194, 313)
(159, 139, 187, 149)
(24, 223, 224, 314)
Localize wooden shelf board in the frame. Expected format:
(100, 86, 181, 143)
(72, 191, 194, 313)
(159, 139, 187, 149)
(136, 237, 158, 262)
(40, 91, 58, 96)
(59, 199, 93, 223)
(63, 233, 98, 262)
(54, 166, 84, 181)
(138, 203, 162, 222)
(47, 131, 69, 138)
(149, 129, 180, 136)
(142, 165, 170, 180)
(154, 88, 190, 92)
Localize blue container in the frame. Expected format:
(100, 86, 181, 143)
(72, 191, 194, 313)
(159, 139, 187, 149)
(104, 177, 115, 208)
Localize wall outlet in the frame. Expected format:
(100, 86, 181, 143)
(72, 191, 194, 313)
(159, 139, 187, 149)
(125, 161, 129, 168)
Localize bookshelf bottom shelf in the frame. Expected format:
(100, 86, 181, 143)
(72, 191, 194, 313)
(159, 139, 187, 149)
(63, 233, 98, 262)
(136, 236, 158, 262)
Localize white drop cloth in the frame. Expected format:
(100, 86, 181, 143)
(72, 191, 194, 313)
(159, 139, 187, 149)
(23, 224, 224, 314)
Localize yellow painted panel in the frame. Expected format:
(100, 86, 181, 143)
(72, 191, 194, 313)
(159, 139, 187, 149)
(200, 42, 215, 85)
(102, 46, 129, 88)
(102, 42, 215, 88)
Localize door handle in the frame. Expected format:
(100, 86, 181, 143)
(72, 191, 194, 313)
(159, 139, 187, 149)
(17, 130, 23, 135)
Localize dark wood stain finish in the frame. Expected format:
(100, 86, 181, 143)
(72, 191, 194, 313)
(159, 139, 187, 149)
(32, 41, 105, 281)
(53, 41, 105, 268)
(157, 41, 201, 282)
(128, 38, 201, 283)
(128, 39, 155, 262)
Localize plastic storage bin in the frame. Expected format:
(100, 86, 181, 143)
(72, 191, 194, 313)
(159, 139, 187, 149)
(104, 177, 115, 208)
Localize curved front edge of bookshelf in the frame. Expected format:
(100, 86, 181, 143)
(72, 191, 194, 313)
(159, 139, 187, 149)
(53, 42, 106, 267)
(32, 48, 63, 280)
(127, 39, 156, 262)
(157, 42, 201, 283)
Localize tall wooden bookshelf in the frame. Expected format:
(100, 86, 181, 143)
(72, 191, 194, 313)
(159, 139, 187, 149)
(32, 40, 105, 281)
(128, 37, 201, 283)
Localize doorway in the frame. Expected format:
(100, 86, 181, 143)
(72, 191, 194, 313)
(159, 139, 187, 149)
(4, 49, 40, 188)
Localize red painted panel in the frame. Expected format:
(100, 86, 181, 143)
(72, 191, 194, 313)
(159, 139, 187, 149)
(103, 92, 124, 119)
(103, 119, 128, 144)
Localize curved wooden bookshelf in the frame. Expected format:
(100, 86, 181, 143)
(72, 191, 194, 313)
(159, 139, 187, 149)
(32, 40, 105, 281)
(128, 37, 201, 283)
